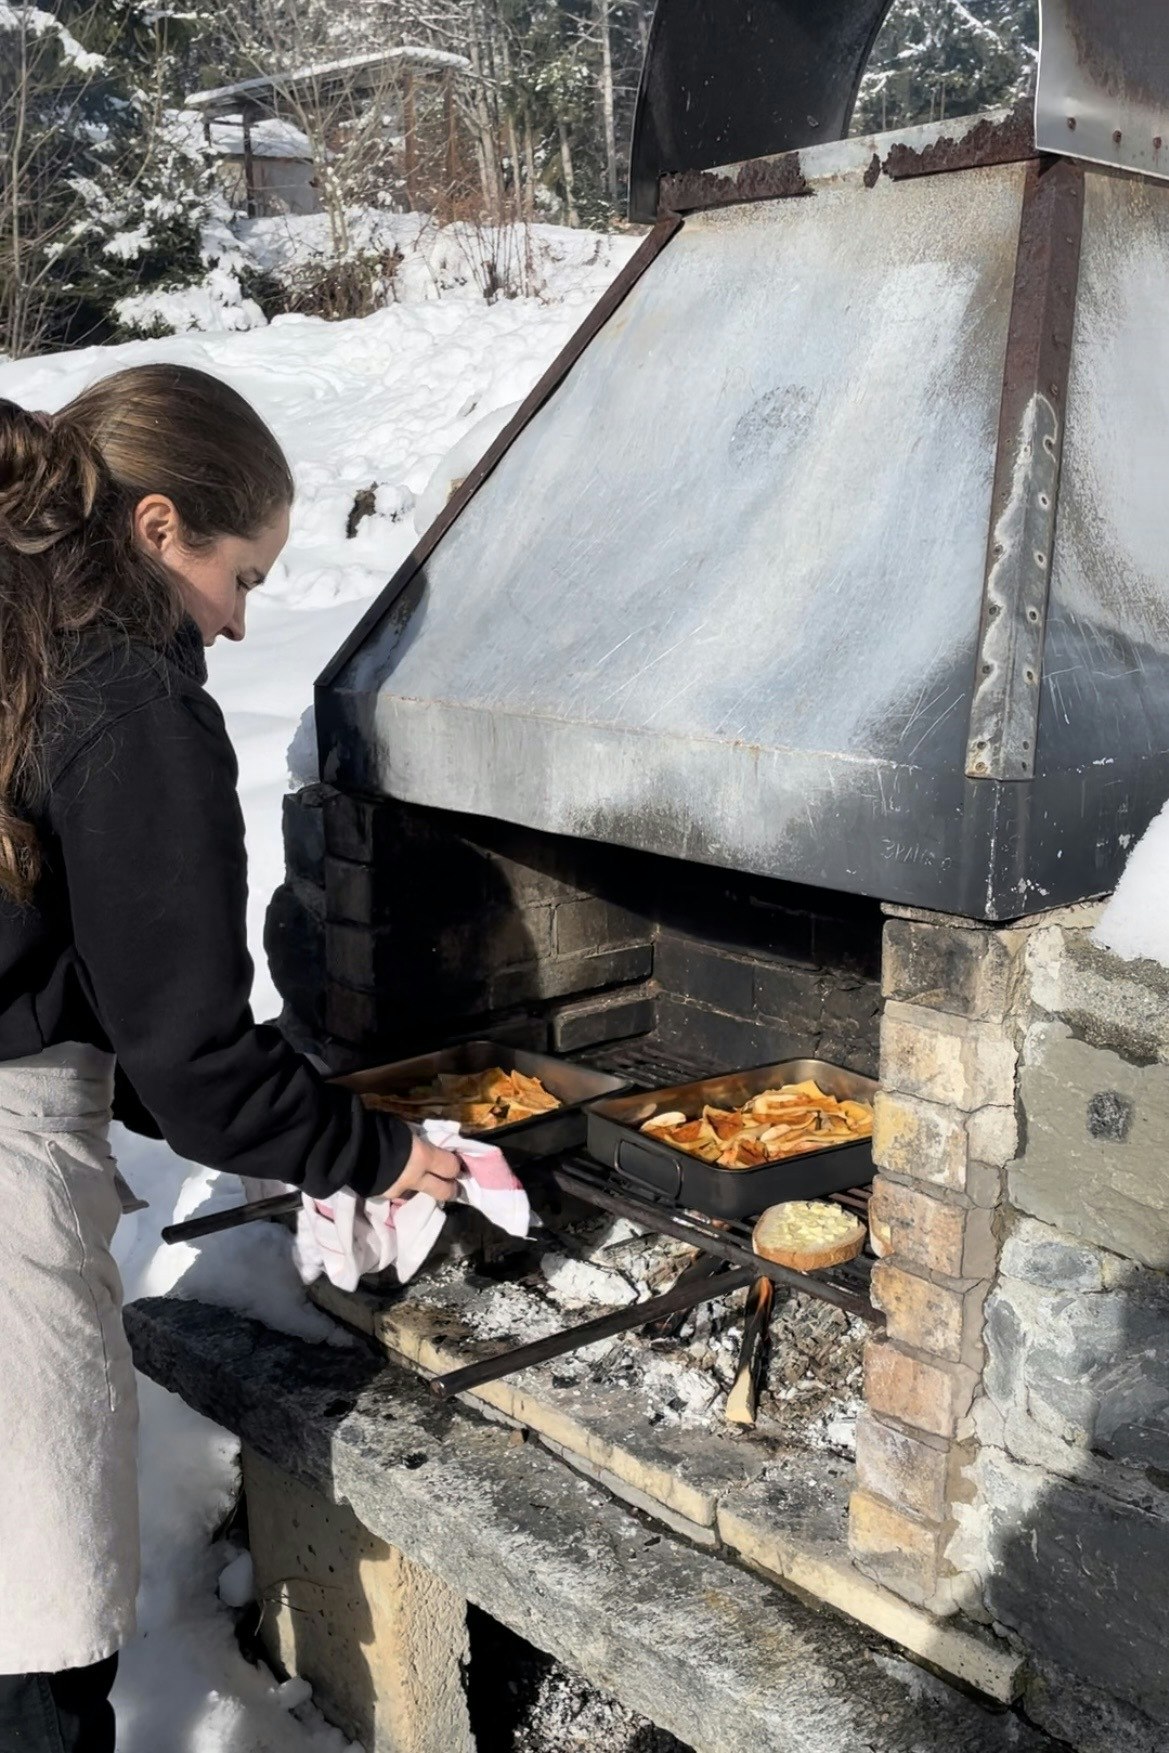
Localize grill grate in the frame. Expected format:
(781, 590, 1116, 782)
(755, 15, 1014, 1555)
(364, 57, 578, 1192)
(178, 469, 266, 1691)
(576, 1039, 714, 1089)
(539, 1154, 879, 1325)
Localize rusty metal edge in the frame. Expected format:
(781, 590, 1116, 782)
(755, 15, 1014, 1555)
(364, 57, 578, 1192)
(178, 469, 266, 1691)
(316, 215, 683, 695)
(882, 101, 1035, 180)
(965, 157, 1086, 783)
(660, 154, 811, 215)
(655, 105, 1036, 217)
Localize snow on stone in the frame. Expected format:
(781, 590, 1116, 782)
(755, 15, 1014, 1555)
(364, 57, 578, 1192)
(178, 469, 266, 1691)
(0, 227, 631, 1749)
(1093, 800, 1169, 968)
(413, 398, 519, 533)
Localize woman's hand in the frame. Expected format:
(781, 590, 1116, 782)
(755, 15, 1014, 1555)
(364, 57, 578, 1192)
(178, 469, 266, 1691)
(380, 1133, 463, 1204)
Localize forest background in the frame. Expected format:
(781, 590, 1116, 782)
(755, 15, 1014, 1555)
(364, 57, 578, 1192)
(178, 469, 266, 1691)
(1, 0, 1038, 359)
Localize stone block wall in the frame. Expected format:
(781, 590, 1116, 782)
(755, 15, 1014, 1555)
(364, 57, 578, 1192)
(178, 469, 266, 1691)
(849, 910, 1028, 1613)
(852, 901, 1169, 1751)
(961, 922, 1169, 1749)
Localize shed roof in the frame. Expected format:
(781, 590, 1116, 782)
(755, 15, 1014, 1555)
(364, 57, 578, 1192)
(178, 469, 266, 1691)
(186, 46, 469, 121)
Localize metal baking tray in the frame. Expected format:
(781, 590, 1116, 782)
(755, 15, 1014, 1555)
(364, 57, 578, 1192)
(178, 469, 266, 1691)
(335, 1040, 629, 1162)
(585, 1058, 877, 1221)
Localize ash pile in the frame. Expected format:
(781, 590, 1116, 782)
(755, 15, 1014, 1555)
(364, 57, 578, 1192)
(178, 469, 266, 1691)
(400, 1204, 867, 1455)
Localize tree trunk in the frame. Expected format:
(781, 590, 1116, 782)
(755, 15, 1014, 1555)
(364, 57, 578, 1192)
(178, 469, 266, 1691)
(443, 71, 459, 218)
(522, 113, 536, 222)
(465, 11, 504, 220)
(598, 0, 618, 204)
(558, 116, 578, 226)
(241, 107, 258, 219)
(505, 113, 521, 219)
(403, 71, 418, 210)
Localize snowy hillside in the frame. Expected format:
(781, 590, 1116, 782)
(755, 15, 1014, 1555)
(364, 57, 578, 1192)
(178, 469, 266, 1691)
(0, 227, 635, 1751)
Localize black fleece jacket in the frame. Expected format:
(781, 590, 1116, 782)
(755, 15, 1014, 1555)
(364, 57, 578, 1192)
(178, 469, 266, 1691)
(0, 621, 411, 1200)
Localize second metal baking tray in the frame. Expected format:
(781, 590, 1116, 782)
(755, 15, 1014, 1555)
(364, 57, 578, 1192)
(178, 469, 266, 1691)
(335, 1040, 628, 1162)
(585, 1058, 877, 1220)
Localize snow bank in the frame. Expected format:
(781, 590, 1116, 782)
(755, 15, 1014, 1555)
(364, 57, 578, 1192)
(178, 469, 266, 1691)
(240, 207, 631, 308)
(116, 268, 266, 337)
(0, 227, 631, 1749)
(1093, 801, 1169, 968)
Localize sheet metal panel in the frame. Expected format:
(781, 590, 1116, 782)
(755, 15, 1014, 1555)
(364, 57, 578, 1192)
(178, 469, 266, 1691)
(327, 164, 1024, 908)
(1021, 170, 1169, 910)
(627, 0, 896, 222)
(1036, 0, 1169, 184)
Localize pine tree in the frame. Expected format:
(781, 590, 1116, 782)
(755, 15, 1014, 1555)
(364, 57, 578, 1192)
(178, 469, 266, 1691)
(56, 1, 220, 339)
(1, 1, 223, 353)
(1, 3, 108, 354)
(854, 0, 1038, 135)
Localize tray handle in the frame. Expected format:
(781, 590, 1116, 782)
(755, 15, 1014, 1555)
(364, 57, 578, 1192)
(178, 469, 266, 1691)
(615, 1139, 683, 1202)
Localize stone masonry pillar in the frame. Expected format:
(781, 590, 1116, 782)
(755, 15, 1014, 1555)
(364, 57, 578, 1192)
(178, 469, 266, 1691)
(849, 906, 1029, 1614)
(243, 1447, 473, 1753)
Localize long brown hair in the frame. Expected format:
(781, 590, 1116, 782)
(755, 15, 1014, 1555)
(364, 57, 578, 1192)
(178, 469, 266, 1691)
(0, 363, 294, 903)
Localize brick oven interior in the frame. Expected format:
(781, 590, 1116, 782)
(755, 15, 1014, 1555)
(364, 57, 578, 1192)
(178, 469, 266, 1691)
(273, 786, 884, 1083)
(269, 781, 888, 1538)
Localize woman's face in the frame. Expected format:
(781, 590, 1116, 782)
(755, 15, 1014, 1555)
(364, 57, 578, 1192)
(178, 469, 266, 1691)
(133, 495, 291, 645)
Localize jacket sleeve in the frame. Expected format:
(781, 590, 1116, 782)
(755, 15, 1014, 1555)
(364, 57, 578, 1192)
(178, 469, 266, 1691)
(47, 687, 412, 1200)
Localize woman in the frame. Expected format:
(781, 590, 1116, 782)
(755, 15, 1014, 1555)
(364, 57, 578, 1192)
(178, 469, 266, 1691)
(0, 364, 461, 1751)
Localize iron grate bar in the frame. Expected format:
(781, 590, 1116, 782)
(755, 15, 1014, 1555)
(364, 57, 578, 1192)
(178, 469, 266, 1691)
(544, 1155, 880, 1326)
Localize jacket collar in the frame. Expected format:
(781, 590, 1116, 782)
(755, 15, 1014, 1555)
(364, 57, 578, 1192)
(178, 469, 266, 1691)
(168, 617, 208, 685)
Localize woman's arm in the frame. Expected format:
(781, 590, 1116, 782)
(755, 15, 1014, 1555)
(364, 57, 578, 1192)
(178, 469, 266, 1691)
(48, 686, 456, 1204)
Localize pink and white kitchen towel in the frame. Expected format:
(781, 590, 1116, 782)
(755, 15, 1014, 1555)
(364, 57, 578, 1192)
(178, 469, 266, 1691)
(293, 1119, 530, 1292)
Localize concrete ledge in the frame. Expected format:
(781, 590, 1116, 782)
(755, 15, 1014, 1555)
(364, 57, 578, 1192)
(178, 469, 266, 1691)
(717, 1476, 1017, 1703)
(310, 1280, 1020, 1704)
(126, 1296, 1053, 1753)
(307, 1279, 762, 1529)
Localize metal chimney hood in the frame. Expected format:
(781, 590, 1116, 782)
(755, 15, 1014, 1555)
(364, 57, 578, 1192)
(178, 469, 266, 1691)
(318, 8, 1169, 924)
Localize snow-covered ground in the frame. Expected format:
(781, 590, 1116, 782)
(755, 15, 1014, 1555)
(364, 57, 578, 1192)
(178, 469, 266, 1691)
(0, 223, 635, 1750)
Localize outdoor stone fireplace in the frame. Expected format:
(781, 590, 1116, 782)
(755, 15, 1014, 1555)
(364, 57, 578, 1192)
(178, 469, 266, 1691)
(128, 4, 1169, 1743)
(250, 784, 1169, 1752)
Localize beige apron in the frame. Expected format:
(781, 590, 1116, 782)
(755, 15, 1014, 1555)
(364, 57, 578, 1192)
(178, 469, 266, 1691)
(0, 1044, 140, 1674)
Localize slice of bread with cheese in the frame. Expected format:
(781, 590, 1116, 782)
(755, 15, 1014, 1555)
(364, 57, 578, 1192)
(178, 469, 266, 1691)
(752, 1199, 866, 1272)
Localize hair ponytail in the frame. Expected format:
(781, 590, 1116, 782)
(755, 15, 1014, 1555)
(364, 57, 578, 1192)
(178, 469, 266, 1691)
(0, 404, 102, 555)
(0, 403, 127, 901)
(0, 364, 292, 904)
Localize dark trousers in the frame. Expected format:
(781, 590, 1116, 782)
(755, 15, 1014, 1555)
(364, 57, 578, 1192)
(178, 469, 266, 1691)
(0, 1656, 117, 1752)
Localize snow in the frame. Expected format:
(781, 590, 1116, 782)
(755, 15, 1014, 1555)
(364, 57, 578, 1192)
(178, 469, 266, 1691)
(0, 1, 105, 71)
(187, 44, 470, 113)
(0, 223, 631, 1748)
(172, 109, 316, 162)
(1093, 800, 1169, 968)
(117, 268, 266, 336)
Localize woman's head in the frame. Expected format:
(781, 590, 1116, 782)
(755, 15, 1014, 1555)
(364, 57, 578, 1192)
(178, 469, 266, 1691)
(62, 364, 294, 644)
(0, 363, 293, 899)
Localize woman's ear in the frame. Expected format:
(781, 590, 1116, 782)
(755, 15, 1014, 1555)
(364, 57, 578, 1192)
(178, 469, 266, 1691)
(133, 493, 181, 563)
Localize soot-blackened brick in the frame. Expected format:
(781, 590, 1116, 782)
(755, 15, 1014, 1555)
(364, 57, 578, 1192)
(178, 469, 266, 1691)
(282, 785, 328, 886)
(656, 932, 756, 1015)
(554, 898, 651, 957)
(655, 995, 806, 1073)
(549, 990, 656, 1054)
